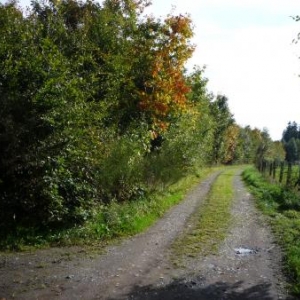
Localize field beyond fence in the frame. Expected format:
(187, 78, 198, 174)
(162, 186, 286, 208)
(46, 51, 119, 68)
(258, 160, 300, 191)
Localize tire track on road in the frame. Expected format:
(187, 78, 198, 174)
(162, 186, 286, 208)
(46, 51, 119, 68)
(1, 171, 222, 300)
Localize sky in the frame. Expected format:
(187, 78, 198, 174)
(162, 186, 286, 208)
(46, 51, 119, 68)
(10, 0, 300, 140)
(146, 0, 300, 141)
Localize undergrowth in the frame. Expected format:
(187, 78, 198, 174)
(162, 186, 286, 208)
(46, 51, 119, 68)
(0, 167, 218, 252)
(172, 166, 239, 265)
(242, 166, 300, 296)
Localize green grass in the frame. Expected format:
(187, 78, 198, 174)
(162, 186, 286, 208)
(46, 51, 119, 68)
(0, 167, 219, 252)
(172, 166, 240, 265)
(267, 163, 300, 189)
(243, 166, 300, 296)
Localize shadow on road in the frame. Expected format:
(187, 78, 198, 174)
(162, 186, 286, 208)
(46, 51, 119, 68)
(108, 276, 279, 300)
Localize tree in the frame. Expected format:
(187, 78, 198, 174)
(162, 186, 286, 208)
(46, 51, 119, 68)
(223, 124, 240, 164)
(272, 141, 286, 162)
(285, 138, 298, 163)
(0, 0, 199, 232)
(235, 126, 255, 163)
(282, 121, 299, 143)
(281, 121, 300, 162)
(135, 14, 195, 133)
(209, 95, 234, 164)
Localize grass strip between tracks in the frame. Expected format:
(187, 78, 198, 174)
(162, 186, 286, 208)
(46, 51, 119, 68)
(172, 166, 239, 265)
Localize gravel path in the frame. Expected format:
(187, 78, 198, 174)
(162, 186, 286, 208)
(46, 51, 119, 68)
(121, 169, 293, 300)
(0, 168, 293, 299)
(0, 172, 220, 300)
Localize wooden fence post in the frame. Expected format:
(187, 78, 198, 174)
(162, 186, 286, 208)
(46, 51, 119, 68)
(279, 161, 284, 184)
(295, 164, 300, 190)
(286, 162, 292, 188)
(262, 160, 267, 174)
(269, 161, 272, 176)
(272, 161, 276, 179)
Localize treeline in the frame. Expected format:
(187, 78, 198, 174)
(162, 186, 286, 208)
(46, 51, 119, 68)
(282, 121, 300, 163)
(255, 121, 300, 190)
(256, 121, 300, 188)
(0, 0, 284, 235)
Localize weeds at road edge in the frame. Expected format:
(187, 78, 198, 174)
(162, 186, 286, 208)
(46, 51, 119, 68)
(242, 166, 300, 296)
(0, 168, 218, 252)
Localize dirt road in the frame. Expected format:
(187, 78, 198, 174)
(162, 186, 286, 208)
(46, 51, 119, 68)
(0, 168, 294, 299)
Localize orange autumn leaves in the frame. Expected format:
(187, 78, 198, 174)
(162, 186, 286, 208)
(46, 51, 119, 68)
(137, 14, 195, 132)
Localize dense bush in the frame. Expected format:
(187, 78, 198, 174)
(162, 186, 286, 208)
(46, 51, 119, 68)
(0, 0, 202, 233)
(0, 0, 279, 238)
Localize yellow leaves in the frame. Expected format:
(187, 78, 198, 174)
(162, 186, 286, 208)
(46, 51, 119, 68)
(133, 12, 195, 133)
(223, 125, 240, 164)
(165, 14, 194, 39)
(149, 129, 157, 140)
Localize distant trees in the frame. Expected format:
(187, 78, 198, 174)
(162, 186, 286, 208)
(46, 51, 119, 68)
(282, 121, 300, 163)
(254, 128, 285, 171)
(209, 95, 234, 164)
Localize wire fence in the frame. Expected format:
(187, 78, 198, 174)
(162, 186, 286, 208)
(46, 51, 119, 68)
(257, 159, 300, 190)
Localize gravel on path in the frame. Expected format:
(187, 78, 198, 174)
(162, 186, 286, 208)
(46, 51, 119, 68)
(124, 169, 293, 300)
(0, 172, 220, 300)
(0, 168, 293, 300)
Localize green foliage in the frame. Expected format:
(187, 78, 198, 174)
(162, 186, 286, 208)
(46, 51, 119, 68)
(0, 0, 207, 239)
(282, 121, 299, 143)
(243, 167, 300, 295)
(282, 121, 300, 162)
(0, 167, 217, 250)
(0, 0, 277, 249)
(286, 138, 298, 163)
(209, 95, 234, 164)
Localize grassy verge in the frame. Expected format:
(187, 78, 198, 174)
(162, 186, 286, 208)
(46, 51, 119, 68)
(0, 167, 219, 252)
(172, 166, 239, 265)
(242, 166, 300, 296)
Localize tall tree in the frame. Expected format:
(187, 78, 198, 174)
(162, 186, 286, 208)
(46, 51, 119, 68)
(223, 124, 240, 164)
(210, 95, 234, 164)
(0, 0, 198, 231)
(285, 138, 298, 163)
(135, 13, 195, 133)
(282, 121, 299, 143)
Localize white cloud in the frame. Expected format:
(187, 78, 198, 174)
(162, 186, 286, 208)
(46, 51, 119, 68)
(14, 0, 300, 139)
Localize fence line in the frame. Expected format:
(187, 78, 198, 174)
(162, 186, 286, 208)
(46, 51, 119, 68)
(257, 159, 300, 190)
